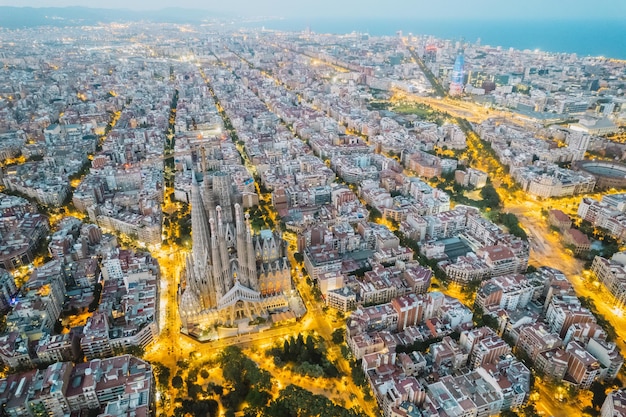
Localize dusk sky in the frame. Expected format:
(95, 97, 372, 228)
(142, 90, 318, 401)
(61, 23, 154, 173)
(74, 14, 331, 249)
(1, 0, 625, 19)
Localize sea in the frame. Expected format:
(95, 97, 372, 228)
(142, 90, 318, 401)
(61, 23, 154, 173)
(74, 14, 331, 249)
(250, 18, 626, 60)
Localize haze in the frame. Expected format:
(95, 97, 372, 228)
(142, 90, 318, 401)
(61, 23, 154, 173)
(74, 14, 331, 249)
(1, 0, 625, 20)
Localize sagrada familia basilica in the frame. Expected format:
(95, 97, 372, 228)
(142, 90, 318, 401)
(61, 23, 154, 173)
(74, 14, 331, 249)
(178, 169, 292, 339)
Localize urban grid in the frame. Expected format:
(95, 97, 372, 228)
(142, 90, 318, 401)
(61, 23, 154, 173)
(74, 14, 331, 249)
(0, 8, 625, 417)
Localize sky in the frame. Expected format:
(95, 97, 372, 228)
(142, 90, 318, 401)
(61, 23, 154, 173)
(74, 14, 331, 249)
(0, 0, 625, 20)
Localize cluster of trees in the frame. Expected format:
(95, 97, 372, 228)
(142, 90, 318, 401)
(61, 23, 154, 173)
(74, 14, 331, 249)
(293, 252, 304, 264)
(68, 159, 92, 183)
(366, 204, 382, 223)
(499, 403, 542, 417)
(392, 102, 449, 125)
(352, 265, 373, 278)
(260, 384, 366, 417)
(480, 184, 502, 209)
(440, 184, 472, 206)
(102, 109, 118, 141)
(349, 360, 367, 388)
(395, 337, 443, 354)
(576, 220, 621, 263)
(473, 306, 499, 331)
(331, 328, 344, 344)
(154, 362, 218, 417)
(111, 345, 144, 357)
(433, 172, 464, 195)
(165, 90, 179, 148)
(268, 333, 340, 378)
(173, 399, 218, 417)
(169, 363, 223, 417)
(163, 202, 190, 246)
(166, 360, 225, 416)
(169, 346, 361, 417)
(219, 346, 272, 416)
(152, 362, 170, 387)
(367, 101, 390, 111)
(457, 119, 503, 175)
(247, 202, 274, 230)
(587, 380, 622, 415)
(492, 212, 528, 239)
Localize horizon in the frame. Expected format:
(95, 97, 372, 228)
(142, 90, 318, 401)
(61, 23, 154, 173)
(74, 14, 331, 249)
(0, 0, 625, 20)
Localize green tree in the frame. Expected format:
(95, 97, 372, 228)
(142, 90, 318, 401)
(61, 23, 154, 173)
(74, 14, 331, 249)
(153, 362, 170, 387)
(367, 205, 382, 222)
(332, 328, 345, 344)
(480, 184, 501, 209)
(262, 385, 366, 417)
(172, 375, 183, 389)
(219, 346, 273, 413)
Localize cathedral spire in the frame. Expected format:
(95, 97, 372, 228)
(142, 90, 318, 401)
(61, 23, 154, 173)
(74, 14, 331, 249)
(213, 173, 233, 223)
(201, 151, 216, 221)
(216, 206, 232, 290)
(216, 206, 224, 237)
(209, 217, 224, 303)
(235, 203, 249, 287)
(190, 173, 210, 263)
(245, 212, 258, 291)
(200, 146, 207, 174)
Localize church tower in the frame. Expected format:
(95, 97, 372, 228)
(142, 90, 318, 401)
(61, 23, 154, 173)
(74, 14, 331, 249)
(235, 203, 250, 287)
(189, 174, 215, 309)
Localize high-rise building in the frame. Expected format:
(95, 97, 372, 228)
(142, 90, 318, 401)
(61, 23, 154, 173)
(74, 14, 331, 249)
(449, 52, 465, 96)
(423, 44, 437, 63)
(178, 170, 291, 339)
(0, 268, 16, 311)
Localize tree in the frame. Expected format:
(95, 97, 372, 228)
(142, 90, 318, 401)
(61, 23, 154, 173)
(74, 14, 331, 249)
(175, 399, 218, 417)
(262, 384, 366, 417)
(153, 363, 171, 387)
(219, 346, 273, 413)
(123, 345, 144, 357)
(332, 328, 345, 344)
(53, 320, 63, 334)
(305, 334, 316, 355)
(520, 403, 542, 417)
(88, 283, 103, 312)
(367, 205, 382, 222)
(480, 184, 501, 209)
(188, 383, 203, 400)
(246, 389, 271, 410)
(350, 361, 368, 387)
(172, 375, 184, 389)
(591, 380, 619, 410)
(494, 212, 528, 239)
(206, 382, 223, 396)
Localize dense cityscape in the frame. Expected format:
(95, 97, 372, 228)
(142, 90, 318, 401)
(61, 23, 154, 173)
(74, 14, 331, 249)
(0, 9, 625, 417)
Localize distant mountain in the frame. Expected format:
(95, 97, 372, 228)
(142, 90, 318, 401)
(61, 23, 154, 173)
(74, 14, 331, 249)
(0, 6, 228, 28)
